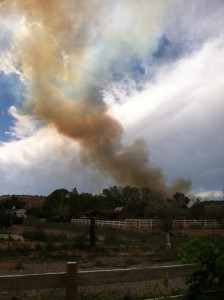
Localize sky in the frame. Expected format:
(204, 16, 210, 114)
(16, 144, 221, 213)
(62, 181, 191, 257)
(0, 0, 223, 199)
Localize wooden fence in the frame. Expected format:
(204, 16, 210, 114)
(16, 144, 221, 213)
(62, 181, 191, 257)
(0, 262, 196, 300)
(71, 218, 224, 229)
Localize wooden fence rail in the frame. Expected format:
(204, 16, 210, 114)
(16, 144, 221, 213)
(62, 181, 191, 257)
(71, 218, 224, 229)
(0, 262, 196, 300)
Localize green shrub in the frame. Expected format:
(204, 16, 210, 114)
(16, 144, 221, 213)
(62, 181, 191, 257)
(46, 240, 56, 251)
(60, 240, 72, 251)
(23, 229, 68, 243)
(47, 233, 68, 243)
(15, 244, 31, 255)
(93, 260, 107, 268)
(181, 236, 224, 299)
(14, 263, 24, 270)
(48, 251, 71, 260)
(104, 235, 134, 247)
(72, 236, 90, 251)
(46, 216, 70, 222)
(35, 242, 43, 251)
(23, 229, 47, 241)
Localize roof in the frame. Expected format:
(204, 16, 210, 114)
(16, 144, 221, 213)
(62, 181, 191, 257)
(114, 207, 124, 212)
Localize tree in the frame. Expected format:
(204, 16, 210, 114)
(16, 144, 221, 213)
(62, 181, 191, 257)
(205, 203, 224, 219)
(126, 187, 153, 218)
(73, 192, 96, 214)
(2, 195, 26, 210)
(219, 185, 224, 201)
(0, 211, 13, 229)
(167, 192, 190, 218)
(154, 192, 190, 247)
(26, 207, 42, 218)
(168, 192, 190, 209)
(188, 200, 205, 219)
(66, 188, 80, 216)
(102, 186, 127, 208)
(102, 186, 157, 218)
(42, 188, 70, 217)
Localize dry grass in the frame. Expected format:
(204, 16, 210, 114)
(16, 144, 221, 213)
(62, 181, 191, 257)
(0, 195, 46, 208)
(1, 223, 223, 299)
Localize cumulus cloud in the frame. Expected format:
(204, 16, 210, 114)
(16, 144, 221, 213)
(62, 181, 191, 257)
(0, 113, 113, 195)
(106, 37, 224, 196)
(6, 106, 38, 139)
(164, 0, 224, 46)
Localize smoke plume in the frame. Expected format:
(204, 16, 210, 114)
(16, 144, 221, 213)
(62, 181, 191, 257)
(1, 0, 191, 197)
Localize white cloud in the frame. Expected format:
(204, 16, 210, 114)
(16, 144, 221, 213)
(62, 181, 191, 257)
(0, 52, 18, 75)
(163, 0, 224, 52)
(105, 37, 224, 196)
(0, 112, 114, 195)
(6, 106, 38, 139)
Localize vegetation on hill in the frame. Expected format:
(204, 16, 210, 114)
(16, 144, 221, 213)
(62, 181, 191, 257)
(1, 186, 224, 220)
(0, 194, 46, 208)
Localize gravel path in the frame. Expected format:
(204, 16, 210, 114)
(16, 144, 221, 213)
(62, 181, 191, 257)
(0, 261, 188, 299)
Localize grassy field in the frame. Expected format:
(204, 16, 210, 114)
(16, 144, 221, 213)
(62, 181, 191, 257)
(0, 220, 223, 299)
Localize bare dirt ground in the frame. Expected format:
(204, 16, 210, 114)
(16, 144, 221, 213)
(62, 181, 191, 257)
(0, 219, 222, 299)
(0, 218, 220, 274)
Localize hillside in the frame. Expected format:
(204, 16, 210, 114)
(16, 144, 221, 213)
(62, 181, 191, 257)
(0, 195, 46, 208)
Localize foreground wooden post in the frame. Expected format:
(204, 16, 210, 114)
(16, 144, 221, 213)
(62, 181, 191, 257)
(66, 262, 78, 300)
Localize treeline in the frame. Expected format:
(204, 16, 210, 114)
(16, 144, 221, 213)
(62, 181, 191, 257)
(0, 195, 26, 228)
(1, 187, 224, 221)
(25, 186, 224, 220)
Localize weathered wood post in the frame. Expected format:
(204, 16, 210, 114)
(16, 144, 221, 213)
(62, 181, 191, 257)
(89, 217, 96, 247)
(163, 219, 172, 247)
(66, 262, 78, 300)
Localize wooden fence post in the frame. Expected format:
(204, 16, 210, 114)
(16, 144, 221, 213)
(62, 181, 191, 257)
(89, 217, 96, 247)
(66, 262, 78, 300)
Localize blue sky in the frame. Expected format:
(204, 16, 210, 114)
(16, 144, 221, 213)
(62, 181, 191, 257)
(0, 0, 223, 198)
(0, 72, 25, 141)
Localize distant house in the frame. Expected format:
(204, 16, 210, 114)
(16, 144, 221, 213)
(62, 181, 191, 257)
(85, 209, 107, 219)
(85, 207, 134, 220)
(112, 207, 134, 220)
(12, 209, 26, 219)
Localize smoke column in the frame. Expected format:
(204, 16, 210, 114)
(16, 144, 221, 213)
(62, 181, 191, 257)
(1, 0, 191, 197)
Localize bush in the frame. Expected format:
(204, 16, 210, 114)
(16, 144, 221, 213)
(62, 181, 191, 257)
(14, 263, 24, 270)
(46, 240, 56, 251)
(49, 233, 68, 243)
(35, 242, 44, 251)
(104, 235, 134, 247)
(23, 229, 47, 241)
(14, 243, 31, 255)
(46, 216, 70, 222)
(14, 217, 24, 224)
(181, 236, 224, 299)
(72, 236, 90, 251)
(23, 230, 68, 243)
